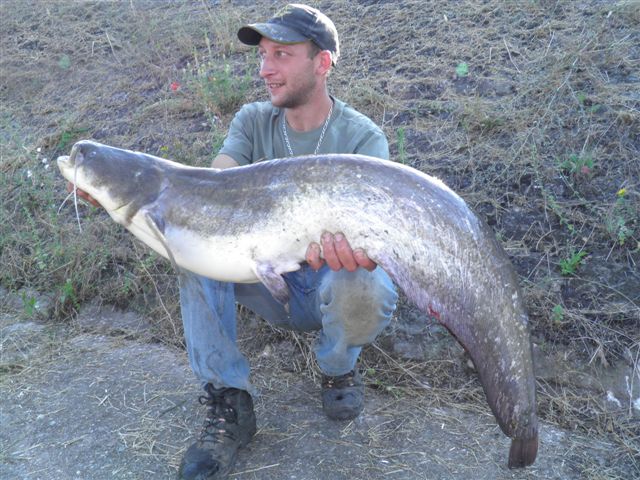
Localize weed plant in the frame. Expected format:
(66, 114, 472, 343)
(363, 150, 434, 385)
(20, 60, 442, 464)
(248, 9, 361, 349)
(186, 55, 253, 118)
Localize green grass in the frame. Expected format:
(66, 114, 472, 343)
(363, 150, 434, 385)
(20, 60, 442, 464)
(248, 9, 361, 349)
(551, 304, 565, 324)
(396, 127, 406, 164)
(606, 187, 637, 247)
(558, 152, 595, 177)
(187, 56, 253, 118)
(559, 250, 588, 276)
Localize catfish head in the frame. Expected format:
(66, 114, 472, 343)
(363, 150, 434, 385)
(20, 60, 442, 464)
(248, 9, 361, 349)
(57, 140, 165, 225)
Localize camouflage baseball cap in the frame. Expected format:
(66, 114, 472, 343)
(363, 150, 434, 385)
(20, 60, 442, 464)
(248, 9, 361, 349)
(238, 4, 340, 65)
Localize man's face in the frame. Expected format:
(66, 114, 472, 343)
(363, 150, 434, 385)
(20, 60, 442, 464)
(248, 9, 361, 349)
(258, 38, 320, 109)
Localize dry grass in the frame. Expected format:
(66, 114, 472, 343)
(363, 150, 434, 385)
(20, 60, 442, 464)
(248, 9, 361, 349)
(1, 0, 639, 476)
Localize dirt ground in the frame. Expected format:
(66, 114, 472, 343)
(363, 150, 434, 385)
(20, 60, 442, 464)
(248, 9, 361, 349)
(1, 1, 639, 479)
(1, 290, 634, 480)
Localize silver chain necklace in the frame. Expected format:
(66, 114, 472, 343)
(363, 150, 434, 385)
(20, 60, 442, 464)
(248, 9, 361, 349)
(281, 101, 333, 156)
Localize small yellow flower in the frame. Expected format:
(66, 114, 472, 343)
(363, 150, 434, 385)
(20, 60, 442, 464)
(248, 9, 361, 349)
(617, 188, 627, 197)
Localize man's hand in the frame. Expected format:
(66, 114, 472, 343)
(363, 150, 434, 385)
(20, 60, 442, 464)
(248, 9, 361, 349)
(66, 182, 101, 208)
(305, 231, 376, 272)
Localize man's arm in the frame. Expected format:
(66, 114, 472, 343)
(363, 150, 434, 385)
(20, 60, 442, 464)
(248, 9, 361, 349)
(211, 154, 239, 169)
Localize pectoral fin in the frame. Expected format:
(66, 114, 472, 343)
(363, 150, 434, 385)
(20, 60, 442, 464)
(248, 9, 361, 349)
(253, 262, 290, 305)
(142, 208, 178, 270)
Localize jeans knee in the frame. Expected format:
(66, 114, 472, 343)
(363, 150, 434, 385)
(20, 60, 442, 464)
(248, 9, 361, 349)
(319, 267, 397, 345)
(321, 267, 397, 309)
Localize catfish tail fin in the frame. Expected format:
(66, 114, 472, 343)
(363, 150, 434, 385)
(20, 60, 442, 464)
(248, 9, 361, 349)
(508, 435, 538, 468)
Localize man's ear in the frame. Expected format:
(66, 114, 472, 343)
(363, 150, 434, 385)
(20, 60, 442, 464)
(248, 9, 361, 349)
(316, 50, 333, 75)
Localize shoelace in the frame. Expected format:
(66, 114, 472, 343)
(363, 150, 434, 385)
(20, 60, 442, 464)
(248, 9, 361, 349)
(199, 388, 238, 444)
(322, 370, 358, 389)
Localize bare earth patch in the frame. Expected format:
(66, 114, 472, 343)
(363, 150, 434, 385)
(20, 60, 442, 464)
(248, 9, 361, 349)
(0, 297, 633, 480)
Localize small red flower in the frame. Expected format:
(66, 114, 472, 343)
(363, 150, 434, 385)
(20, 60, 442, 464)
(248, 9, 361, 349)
(170, 81, 180, 91)
(580, 165, 591, 175)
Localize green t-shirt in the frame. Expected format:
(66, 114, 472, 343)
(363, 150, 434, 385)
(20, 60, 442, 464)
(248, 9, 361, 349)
(218, 97, 389, 164)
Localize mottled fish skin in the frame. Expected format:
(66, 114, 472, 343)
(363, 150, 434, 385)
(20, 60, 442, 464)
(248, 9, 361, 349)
(57, 140, 538, 468)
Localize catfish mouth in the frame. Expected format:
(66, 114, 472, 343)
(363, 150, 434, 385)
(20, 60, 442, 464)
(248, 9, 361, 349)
(57, 146, 89, 202)
(56, 142, 83, 184)
(57, 146, 95, 206)
(56, 144, 133, 213)
(56, 144, 87, 231)
(56, 155, 73, 181)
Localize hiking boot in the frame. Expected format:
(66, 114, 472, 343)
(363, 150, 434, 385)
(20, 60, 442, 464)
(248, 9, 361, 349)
(321, 368, 364, 421)
(178, 385, 256, 480)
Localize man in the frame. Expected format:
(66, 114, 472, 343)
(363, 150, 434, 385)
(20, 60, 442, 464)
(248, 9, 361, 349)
(177, 4, 399, 479)
(69, 4, 398, 479)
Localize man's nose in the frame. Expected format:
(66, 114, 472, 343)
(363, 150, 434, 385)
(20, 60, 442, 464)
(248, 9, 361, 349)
(259, 57, 274, 78)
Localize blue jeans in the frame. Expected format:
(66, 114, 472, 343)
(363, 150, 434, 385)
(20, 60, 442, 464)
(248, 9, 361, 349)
(178, 264, 398, 394)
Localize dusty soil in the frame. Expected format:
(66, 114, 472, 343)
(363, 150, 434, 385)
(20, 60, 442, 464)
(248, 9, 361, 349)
(1, 1, 639, 479)
(1, 291, 634, 480)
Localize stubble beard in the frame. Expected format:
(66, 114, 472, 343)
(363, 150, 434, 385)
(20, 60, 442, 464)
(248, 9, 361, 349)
(270, 73, 317, 110)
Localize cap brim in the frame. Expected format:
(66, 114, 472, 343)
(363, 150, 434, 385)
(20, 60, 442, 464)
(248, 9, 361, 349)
(238, 23, 308, 46)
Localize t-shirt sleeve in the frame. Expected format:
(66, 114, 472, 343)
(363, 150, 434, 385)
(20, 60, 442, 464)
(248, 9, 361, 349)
(217, 105, 255, 166)
(353, 129, 390, 160)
